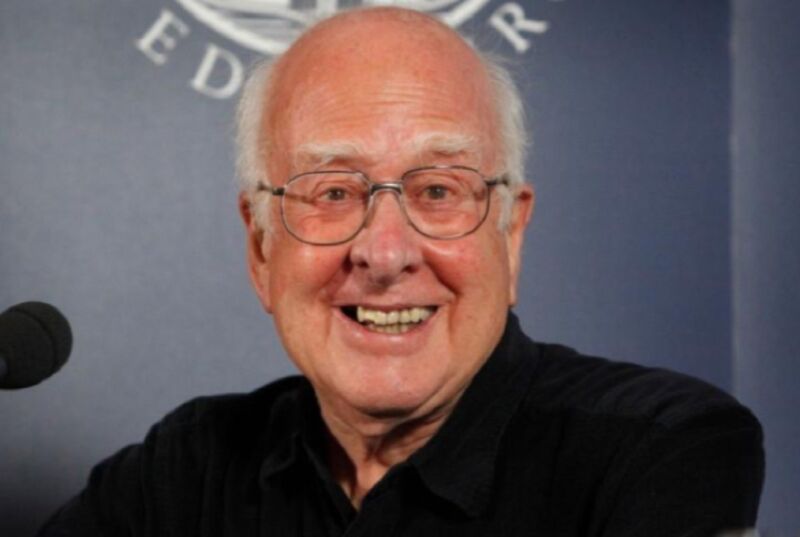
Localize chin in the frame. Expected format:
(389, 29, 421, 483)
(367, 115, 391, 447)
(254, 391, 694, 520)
(350, 392, 421, 420)
(345, 383, 451, 426)
(360, 405, 419, 420)
(341, 384, 426, 420)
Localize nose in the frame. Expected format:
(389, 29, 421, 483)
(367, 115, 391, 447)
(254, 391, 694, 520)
(348, 190, 423, 287)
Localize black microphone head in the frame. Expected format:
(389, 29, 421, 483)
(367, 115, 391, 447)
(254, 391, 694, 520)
(0, 301, 72, 389)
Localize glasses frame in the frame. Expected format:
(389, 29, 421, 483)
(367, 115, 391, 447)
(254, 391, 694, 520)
(256, 165, 509, 246)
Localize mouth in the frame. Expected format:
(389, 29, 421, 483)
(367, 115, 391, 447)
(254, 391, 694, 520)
(341, 305, 437, 334)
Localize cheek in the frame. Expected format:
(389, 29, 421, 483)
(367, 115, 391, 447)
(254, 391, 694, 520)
(268, 241, 350, 310)
(427, 232, 511, 299)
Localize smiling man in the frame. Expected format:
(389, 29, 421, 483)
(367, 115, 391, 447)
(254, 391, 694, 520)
(40, 7, 763, 537)
(237, 8, 531, 506)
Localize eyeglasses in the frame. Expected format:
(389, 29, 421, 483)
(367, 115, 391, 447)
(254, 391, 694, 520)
(256, 165, 509, 246)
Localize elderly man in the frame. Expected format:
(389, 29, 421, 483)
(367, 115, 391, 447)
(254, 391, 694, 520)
(40, 6, 763, 537)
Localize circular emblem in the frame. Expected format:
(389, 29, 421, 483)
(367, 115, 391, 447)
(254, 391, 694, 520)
(174, 0, 492, 54)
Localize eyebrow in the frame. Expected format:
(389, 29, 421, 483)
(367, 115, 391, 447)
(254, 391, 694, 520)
(293, 141, 370, 170)
(410, 132, 480, 160)
(293, 132, 481, 171)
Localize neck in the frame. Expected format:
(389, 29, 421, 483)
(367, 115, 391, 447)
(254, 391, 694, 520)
(319, 399, 458, 509)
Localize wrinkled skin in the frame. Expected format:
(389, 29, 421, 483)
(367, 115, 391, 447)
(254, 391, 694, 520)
(240, 7, 533, 504)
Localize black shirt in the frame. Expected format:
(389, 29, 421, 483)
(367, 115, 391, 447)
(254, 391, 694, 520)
(39, 314, 764, 536)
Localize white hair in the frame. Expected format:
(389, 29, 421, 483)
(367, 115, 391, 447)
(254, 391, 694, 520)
(235, 58, 274, 227)
(479, 50, 529, 229)
(235, 23, 528, 231)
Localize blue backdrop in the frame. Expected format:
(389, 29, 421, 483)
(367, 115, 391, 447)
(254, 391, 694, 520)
(732, 1, 800, 531)
(1, 1, 796, 534)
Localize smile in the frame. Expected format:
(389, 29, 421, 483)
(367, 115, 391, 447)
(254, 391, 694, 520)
(342, 305, 436, 334)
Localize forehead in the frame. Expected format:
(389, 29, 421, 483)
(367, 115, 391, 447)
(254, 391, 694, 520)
(264, 15, 500, 174)
(292, 132, 481, 170)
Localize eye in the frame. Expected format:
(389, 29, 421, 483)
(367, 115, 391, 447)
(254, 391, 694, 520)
(406, 172, 467, 206)
(307, 177, 365, 205)
(321, 187, 349, 201)
(422, 184, 452, 200)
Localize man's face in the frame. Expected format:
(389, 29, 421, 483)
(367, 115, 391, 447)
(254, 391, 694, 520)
(243, 17, 532, 430)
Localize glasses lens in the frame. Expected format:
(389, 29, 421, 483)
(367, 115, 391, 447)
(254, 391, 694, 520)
(403, 168, 489, 239)
(282, 172, 368, 244)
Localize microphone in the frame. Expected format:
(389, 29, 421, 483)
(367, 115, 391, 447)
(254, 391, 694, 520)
(0, 301, 72, 389)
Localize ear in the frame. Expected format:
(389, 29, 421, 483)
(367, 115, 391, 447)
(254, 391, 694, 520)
(505, 184, 534, 306)
(239, 192, 273, 313)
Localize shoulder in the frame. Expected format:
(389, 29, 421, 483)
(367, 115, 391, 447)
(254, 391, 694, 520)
(147, 375, 311, 455)
(156, 375, 309, 429)
(46, 376, 312, 535)
(521, 340, 760, 433)
(508, 340, 764, 532)
(89, 375, 311, 475)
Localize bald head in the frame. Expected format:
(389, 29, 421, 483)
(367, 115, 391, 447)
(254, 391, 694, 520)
(272, 8, 488, 91)
(268, 9, 497, 172)
(236, 7, 527, 226)
(277, 7, 476, 75)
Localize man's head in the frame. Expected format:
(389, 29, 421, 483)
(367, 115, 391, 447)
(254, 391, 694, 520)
(238, 7, 533, 431)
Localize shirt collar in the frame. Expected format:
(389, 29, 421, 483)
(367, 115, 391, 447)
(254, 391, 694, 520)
(408, 311, 540, 517)
(258, 378, 319, 484)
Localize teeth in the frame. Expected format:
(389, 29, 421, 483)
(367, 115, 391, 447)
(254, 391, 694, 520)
(356, 306, 434, 328)
(370, 323, 414, 334)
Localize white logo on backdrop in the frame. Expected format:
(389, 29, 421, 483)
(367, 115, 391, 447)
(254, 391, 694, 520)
(136, 0, 562, 99)
(174, 0, 494, 55)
